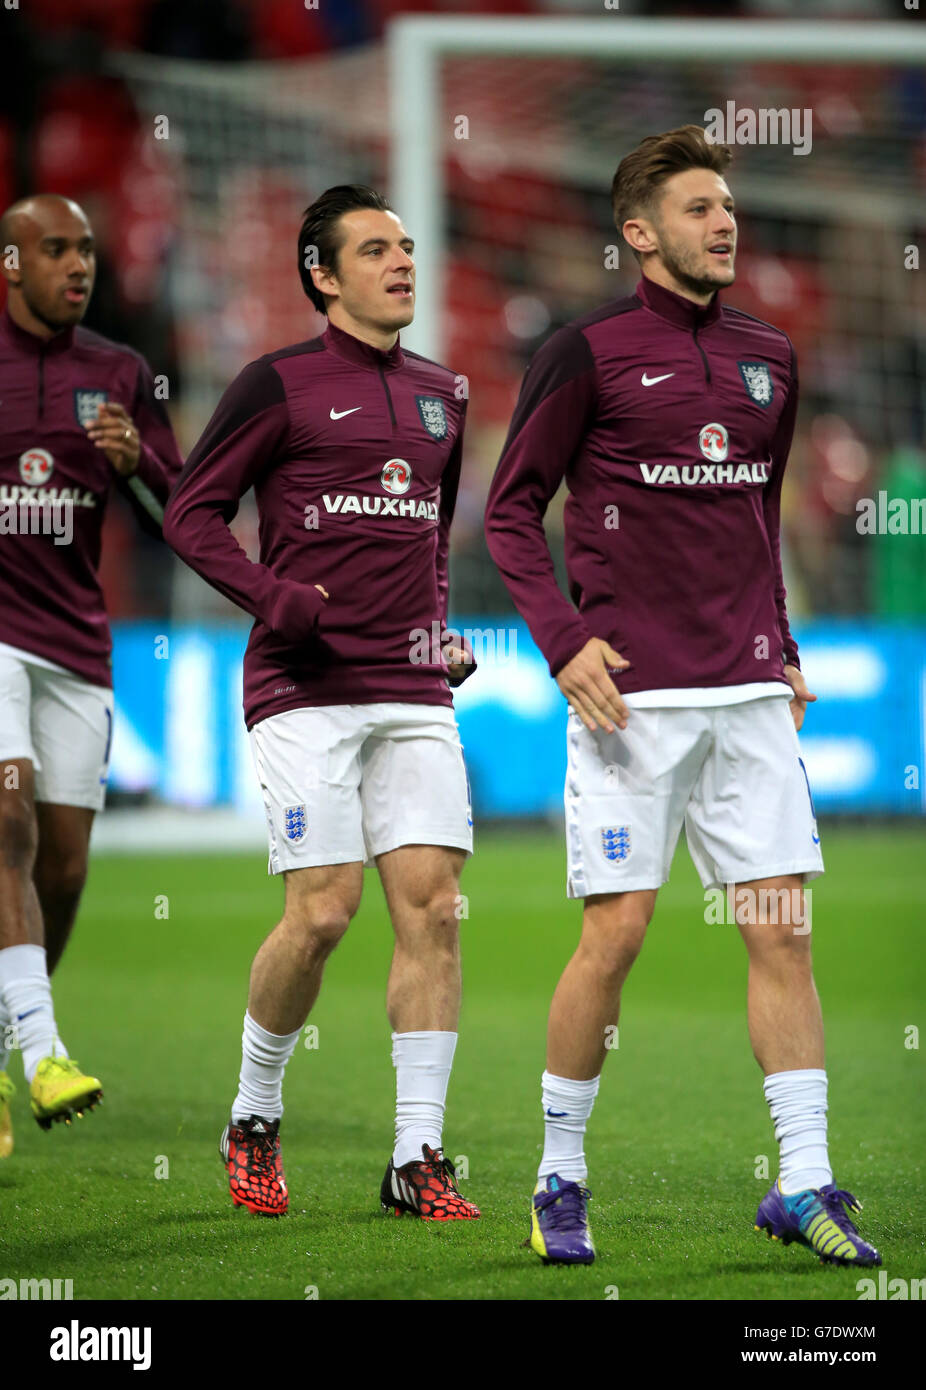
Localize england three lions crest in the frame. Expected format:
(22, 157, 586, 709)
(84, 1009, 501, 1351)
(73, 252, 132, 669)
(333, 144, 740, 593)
(737, 362, 773, 408)
(74, 389, 109, 428)
(283, 805, 307, 843)
(600, 826, 631, 863)
(416, 396, 448, 440)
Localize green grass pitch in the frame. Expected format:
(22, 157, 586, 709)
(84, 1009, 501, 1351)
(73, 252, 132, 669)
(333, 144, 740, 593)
(0, 825, 922, 1301)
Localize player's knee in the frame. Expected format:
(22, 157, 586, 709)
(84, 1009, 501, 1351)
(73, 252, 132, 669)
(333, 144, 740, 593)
(422, 891, 462, 949)
(750, 920, 814, 964)
(392, 890, 461, 957)
(0, 798, 38, 874)
(37, 852, 88, 906)
(584, 920, 647, 981)
(295, 907, 353, 960)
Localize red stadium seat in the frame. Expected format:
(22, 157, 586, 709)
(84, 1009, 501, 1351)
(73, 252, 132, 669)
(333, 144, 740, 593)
(247, 0, 334, 58)
(32, 78, 139, 197)
(27, 0, 150, 49)
(0, 119, 15, 220)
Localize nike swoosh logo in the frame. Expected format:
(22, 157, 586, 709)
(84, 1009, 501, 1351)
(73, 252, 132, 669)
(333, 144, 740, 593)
(641, 372, 675, 386)
(546, 1108, 568, 1118)
(16, 1007, 41, 1021)
(330, 406, 362, 419)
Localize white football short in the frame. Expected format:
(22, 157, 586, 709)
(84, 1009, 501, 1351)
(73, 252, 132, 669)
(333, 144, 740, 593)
(0, 643, 113, 811)
(565, 694, 824, 897)
(249, 701, 474, 874)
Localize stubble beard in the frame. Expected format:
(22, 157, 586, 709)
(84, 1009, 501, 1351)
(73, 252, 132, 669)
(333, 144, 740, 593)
(24, 285, 86, 334)
(656, 231, 735, 300)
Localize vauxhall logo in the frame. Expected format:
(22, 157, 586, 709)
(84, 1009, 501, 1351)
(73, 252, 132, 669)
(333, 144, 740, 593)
(322, 494, 439, 520)
(638, 462, 770, 487)
(639, 423, 770, 485)
(320, 458, 439, 521)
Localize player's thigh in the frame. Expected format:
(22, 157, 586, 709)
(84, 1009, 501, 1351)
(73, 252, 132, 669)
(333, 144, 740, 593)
(34, 802, 95, 895)
(282, 860, 365, 946)
(376, 843, 468, 937)
(565, 706, 709, 899)
(0, 652, 40, 864)
(0, 649, 37, 786)
(360, 705, 473, 864)
(29, 664, 112, 812)
(685, 697, 824, 891)
(0, 761, 39, 873)
(578, 888, 658, 972)
(730, 873, 812, 960)
(249, 704, 370, 875)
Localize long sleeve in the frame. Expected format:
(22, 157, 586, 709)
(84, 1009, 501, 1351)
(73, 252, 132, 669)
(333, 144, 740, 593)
(436, 404, 477, 686)
(484, 325, 597, 676)
(762, 343, 800, 669)
(163, 358, 325, 641)
(118, 356, 184, 534)
(436, 402, 466, 627)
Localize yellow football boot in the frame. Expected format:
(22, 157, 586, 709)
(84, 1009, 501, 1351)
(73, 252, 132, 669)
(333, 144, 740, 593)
(30, 1056, 102, 1129)
(0, 1071, 15, 1156)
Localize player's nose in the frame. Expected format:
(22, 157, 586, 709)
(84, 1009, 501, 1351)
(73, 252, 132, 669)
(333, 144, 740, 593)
(714, 209, 736, 236)
(65, 250, 93, 277)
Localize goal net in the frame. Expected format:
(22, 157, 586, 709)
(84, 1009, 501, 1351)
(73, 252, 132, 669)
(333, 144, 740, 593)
(115, 18, 926, 618)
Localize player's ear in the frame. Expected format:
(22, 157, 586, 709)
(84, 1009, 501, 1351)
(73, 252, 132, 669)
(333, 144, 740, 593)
(310, 263, 339, 303)
(622, 218, 657, 258)
(1, 247, 22, 287)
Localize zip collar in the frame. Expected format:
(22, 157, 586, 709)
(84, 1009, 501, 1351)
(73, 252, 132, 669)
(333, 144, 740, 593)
(0, 306, 76, 355)
(635, 276, 722, 331)
(322, 319, 404, 372)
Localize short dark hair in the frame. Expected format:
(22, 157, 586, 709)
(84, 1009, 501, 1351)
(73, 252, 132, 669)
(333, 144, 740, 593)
(612, 125, 733, 261)
(297, 184, 392, 314)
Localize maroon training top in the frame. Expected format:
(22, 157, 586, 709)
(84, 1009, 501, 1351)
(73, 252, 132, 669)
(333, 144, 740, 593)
(484, 276, 800, 694)
(0, 307, 183, 688)
(163, 321, 467, 729)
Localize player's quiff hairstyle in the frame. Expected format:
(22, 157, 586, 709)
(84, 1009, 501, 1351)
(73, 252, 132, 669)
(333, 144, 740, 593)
(298, 184, 393, 314)
(612, 125, 733, 262)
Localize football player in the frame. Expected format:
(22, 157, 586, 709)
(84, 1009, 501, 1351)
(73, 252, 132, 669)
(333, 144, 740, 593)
(485, 128, 879, 1269)
(164, 186, 479, 1221)
(0, 195, 182, 1149)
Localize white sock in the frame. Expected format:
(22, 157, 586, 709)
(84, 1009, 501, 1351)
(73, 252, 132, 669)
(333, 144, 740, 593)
(765, 1068, 833, 1194)
(538, 1070, 600, 1184)
(392, 1030, 457, 1168)
(0, 997, 11, 1073)
(0, 945, 66, 1083)
(231, 1011, 301, 1124)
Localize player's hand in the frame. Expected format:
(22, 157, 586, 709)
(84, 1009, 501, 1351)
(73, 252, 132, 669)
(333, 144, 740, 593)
(784, 663, 816, 732)
(85, 402, 141, 476)
(268, 578, 328, 643)
(556, 638, 630, 733)
(445, 644, 474, 687)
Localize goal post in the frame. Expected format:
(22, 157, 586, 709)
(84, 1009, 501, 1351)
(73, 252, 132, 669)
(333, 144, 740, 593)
(388, 16, 926, 361)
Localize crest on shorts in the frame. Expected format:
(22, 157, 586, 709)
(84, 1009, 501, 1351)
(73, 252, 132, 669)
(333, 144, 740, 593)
(416, 396, 448, 440)
(74, 389, 108, 428)
(283, 805, 307, 843)
(737, 362, 773, 408)
(600, 825, 631, 863)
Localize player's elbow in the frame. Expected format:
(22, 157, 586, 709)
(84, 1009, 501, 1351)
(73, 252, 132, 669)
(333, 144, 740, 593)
(482, 503, 509, 564)
(161, 494, 189, 558)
